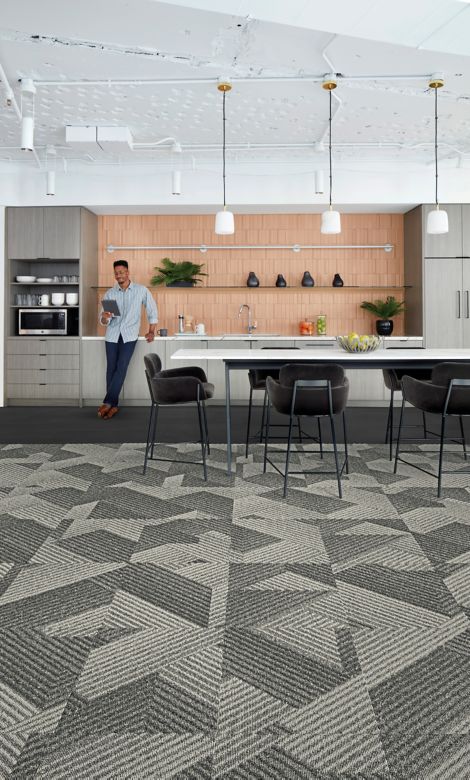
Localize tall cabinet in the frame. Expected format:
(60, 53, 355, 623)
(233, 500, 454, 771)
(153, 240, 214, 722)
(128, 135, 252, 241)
(5, 207, 98, 404)
(404, 204, 470, 347)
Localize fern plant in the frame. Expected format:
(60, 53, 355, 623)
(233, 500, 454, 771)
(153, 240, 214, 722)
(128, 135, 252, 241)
(360, 296, 405, 318)
(150, 258, 207, 286)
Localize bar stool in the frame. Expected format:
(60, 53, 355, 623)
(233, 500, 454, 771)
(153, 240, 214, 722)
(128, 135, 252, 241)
(142, 353, 214, 480)
(394, 362, 470, 497)
(264, 364, 349, 498)
(245, 347, 322, 457)
(383, 368, 432, 460)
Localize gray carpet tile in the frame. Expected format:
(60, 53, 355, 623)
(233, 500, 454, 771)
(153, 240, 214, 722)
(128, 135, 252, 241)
(1, 442, 470, 779)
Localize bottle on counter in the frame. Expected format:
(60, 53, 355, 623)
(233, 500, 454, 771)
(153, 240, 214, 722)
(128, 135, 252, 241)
(317, 314, 327, 335)
(177, 314, 185, 334)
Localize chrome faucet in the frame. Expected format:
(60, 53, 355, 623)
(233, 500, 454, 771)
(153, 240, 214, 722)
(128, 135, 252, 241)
(238, 304, 257, 334)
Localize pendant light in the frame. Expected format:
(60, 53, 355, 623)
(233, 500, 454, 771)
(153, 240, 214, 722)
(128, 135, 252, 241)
(321, 74, 341, 234)
(215, 80, 234, 235)
(426, 73, 448, 235)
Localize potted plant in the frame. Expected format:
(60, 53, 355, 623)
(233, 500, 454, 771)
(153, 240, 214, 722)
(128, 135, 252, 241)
(150, 258, 207, 287)
(360, 295, 405, 335)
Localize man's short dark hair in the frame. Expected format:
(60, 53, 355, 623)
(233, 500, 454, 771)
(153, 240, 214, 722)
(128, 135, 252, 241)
(113, 260, 129, 270)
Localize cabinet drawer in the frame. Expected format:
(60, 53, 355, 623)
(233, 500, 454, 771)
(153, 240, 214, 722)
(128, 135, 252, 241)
(8, 369, 80, 385)
(7, 383, 79, 400)
(7, 338, 79, 355)
(7, 353, 79, 370)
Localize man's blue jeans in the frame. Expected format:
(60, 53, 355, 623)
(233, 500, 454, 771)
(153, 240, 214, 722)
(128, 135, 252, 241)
(104, 336, 137, 407)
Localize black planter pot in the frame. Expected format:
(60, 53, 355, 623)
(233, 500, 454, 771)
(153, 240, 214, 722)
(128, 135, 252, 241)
(301, 271, 315, 287)
(247, 272, 260, 287)
(275, 274, 287, 288)
(166, 281, 195, 287)
(376, 319, 394, 336)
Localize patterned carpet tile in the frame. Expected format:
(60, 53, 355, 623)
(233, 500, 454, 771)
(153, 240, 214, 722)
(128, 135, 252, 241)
(1, 442, 470, 778)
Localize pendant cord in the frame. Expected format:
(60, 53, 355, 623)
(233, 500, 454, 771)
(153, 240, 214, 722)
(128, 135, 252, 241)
(222, 90, 227, 208)
(434, 86, 438, 207)
(328, 89, 333, 208)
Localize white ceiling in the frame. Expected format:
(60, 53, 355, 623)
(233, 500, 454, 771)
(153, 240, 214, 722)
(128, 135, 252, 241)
(0, 0, 470, 177)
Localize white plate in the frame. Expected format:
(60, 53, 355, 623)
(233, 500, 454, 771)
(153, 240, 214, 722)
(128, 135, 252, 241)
(16, 276, 36, 283)
(36, 277, 53, 283)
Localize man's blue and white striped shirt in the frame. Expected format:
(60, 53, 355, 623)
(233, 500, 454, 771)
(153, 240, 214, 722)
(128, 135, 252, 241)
(102, 282, 158, 343)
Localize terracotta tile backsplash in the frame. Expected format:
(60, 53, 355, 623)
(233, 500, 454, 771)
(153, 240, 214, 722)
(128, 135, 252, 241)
(96, 213, 405, 336)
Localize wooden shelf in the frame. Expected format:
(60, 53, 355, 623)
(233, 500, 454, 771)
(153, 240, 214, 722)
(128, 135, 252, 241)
(91, 285, 407, 290)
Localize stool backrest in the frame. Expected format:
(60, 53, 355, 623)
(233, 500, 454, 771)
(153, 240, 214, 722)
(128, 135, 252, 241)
(144, 353, 162, 379)
(279, 363, 345, 387)
(432, 362, 470, 386)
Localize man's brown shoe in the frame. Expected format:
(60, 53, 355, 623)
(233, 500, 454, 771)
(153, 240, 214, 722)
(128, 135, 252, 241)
(103, 406, 119, 420)
(98, 404, 111, 418)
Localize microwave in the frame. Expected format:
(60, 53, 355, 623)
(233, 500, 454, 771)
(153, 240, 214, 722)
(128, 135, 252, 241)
(18, 308, 68, 335)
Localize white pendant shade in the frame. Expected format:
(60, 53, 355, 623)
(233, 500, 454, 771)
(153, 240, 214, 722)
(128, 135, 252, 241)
(215, 209, 234, 235)
(21, 116, 34, 151)
(46, 170, 55, 196)
(321, 208, 341, 234)
(427, 207, 448, 235)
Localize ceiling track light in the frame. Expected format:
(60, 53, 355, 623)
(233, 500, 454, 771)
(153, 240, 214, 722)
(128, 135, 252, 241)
(46, 170, 56, 196)
(20, 78, 36, 151)
(426, 73, 448, 235)
(215, 80, 235, 236)
(172, 170, 182, 195)
(321, 75, 341, 235)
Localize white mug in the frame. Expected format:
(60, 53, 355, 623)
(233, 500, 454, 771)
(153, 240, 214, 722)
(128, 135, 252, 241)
(195, 323, 206, 335)
(40, 294, 50, 306)
(51, 292, 65, 306)
(65, 292, 79, 305)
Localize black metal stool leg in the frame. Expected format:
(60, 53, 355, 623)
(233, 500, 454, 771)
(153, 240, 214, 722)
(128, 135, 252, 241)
(297, 416, 303, 443)
(150, 403, 159, 460)
(245, 385, 253, 457)
(263, 397, 271, 474)
(318, 417, 323, 459)
(437, 414, 447, 498)
(259, 389, 268, 443)
(196, 396, 208, 481)
(202, 400, 210, 455)
(389, 390, 395, 461)
(422, 412, 428, 439)
(459, 415, 467, 460)
(342, 411, 349, 475)
(283, 411, 295, 498)
(143, 402, 156, 475)
(394, 397, 406, 474)
(330, 414, 342, 499)
(385, 392, 392, 444)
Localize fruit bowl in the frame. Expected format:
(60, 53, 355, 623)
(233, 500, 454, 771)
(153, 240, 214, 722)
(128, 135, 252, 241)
(337, 334, 382, 352)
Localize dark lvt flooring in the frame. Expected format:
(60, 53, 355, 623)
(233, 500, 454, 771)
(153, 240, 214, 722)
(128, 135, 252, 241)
(0, 441, 470, 778)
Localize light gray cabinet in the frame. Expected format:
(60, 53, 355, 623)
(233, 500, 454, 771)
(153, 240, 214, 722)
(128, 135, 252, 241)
(424, 257, 470, 348)
(122, 340, 166, 400)
(7, 207, 81, 259)
(7, 338, 80, 403)
(7, 208, 44, 259)
(81, 340, 107, 401)
(423, 205, 464, 258)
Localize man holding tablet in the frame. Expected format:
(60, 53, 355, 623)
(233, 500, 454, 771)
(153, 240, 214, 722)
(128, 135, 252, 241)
(98, 259, 158, 419)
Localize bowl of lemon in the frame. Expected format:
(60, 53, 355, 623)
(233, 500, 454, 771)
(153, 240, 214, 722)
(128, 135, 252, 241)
(337, 333, 382, 352)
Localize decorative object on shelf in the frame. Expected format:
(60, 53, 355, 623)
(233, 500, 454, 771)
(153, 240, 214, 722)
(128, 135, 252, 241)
(150, 258, 207, 287)
(360, 295, 405, 336)
(321, 74, 341, 234)
(215, 80, 235, 235)
(426, 73, 448, 235)
(332, 273, 344, 287)
(275, 274, 287, 287)
(337, 334, 381, 352)
(247, 271, 260, 287)
(301, 271, 315, 287)
(317, 314, 327, 335)
(299, 320, 315, 335)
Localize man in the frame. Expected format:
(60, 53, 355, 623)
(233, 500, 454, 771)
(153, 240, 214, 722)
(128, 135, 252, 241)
(99, 259, 158, 419)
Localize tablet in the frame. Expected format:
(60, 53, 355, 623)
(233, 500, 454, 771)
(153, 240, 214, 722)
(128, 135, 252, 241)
(101, 299, 120, 316)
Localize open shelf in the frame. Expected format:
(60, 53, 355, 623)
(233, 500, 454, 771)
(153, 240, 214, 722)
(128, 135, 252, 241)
(91, 284, 408, 290)
(10, 305, 79, 309)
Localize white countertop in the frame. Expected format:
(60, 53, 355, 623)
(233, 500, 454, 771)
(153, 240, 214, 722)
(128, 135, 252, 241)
(81, 335, 424, 342)
(171, 347, 469, 362)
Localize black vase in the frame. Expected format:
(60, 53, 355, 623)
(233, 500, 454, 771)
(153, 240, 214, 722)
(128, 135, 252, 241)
(247, 271, 260, 288)
(332, 273, 344, 287)
(275, 274, 287, 288)
(301, 271, 315, 287)
(376, 319, 393, 336)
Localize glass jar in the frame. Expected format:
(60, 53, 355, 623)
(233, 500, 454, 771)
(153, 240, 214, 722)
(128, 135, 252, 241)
(299, 319, 315, 336)
(317, 314, 327, 335)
